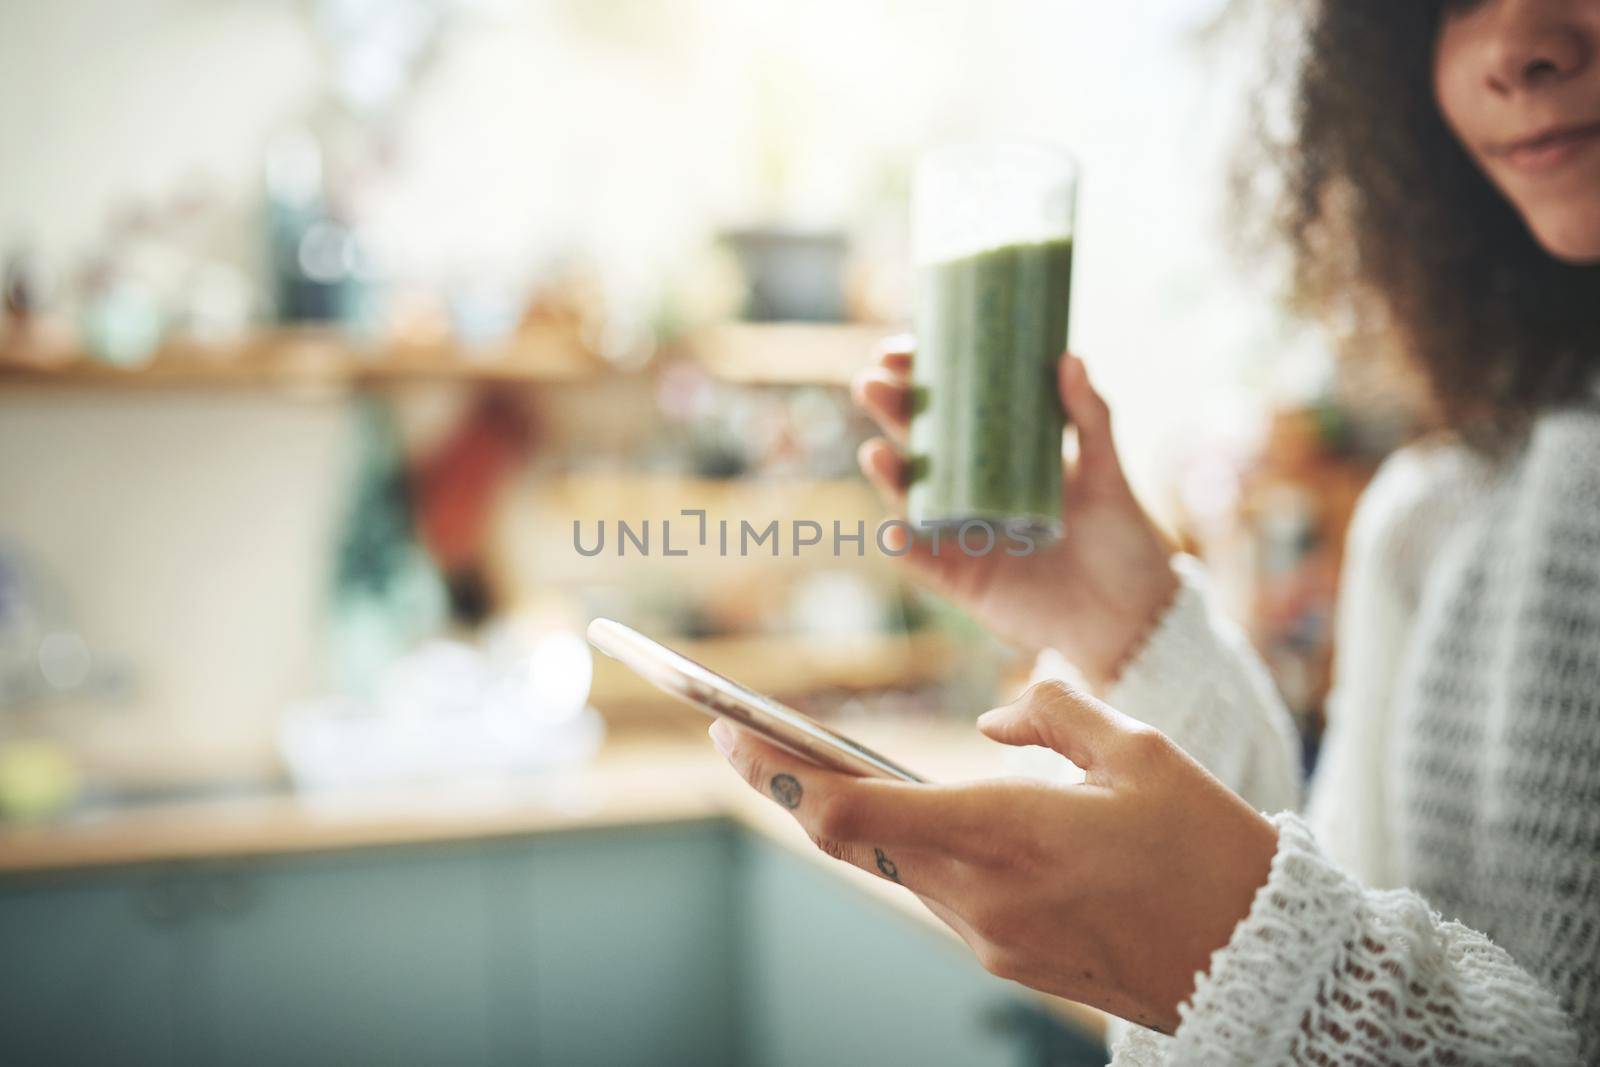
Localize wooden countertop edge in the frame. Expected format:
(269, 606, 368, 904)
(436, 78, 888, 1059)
(0, 760, 733, 876)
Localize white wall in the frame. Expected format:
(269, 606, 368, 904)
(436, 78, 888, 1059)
(0, 0, 314, 266)
(0, 392, 349, 784)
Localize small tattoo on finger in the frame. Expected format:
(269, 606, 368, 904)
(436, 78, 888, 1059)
(770, 774, 803, 809)
(874, 848, 900, 883)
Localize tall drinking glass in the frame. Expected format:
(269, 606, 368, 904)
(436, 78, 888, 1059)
(907, 143, 1077, 544)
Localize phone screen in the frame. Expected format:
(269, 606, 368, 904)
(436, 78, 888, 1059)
(587, 618, 927, 783)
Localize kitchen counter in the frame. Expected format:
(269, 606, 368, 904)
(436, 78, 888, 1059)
(0, 721, 1106, 1041)
(0, 741, 730, 875)
(0, 723, 1014, 874)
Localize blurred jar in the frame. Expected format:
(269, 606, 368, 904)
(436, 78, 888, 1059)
(0, 740, 80, 823)
(264, 122, 369, 326)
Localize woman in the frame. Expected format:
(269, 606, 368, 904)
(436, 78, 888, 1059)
(711, 1, 1600, 1063)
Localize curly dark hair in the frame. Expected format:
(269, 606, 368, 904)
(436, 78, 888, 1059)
(1252, 1, 1600, 443)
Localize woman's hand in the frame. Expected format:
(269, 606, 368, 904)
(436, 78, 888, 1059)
(709, 679, 1278, 1034)
(855, 339, 1179, 689)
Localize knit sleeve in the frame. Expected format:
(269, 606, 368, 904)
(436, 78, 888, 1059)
(1108, 813, 1581, 1066)
(1301, 443, 1482, 885)
(1101, 554, 1303, 815)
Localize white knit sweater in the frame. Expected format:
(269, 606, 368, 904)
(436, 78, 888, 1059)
(1048, 403, 1600, 1064)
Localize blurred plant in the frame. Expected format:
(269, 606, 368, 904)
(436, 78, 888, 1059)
(327, 399, 447, 696)
(414, 388, 538, 624)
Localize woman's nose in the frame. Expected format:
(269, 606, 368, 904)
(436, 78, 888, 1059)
(1483, 0, 1592, 95)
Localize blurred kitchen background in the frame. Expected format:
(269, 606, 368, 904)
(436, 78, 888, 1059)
(0, 1, 1413, 1065)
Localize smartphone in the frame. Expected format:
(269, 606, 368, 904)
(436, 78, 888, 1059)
(586, 618, 927, 783)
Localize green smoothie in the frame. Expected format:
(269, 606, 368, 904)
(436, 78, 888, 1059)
(907, 237, 1072, 540)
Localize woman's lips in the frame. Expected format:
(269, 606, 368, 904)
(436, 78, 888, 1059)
(1492, 119, 1600, 175)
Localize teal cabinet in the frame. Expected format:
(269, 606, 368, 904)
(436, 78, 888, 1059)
(197, 848, 495, 1067)
(488, 822, 744, 1066)
(0, 820, 1103, 1066)
(737, 836, 1024, 1067)
(0, 875, 185, 1066)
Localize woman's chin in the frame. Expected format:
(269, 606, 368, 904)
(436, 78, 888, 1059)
(1526, 208, 1600, 265)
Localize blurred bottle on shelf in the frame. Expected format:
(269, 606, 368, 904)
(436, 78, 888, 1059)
(447, 277, 522, 350)
(0, 244, 79, 360)
(52, 181, 258, 364)
(74, 202, 178, 366)
(76, 255, 165, 367)
(4, 246, 44, 326)
(166, 180, 255, 346)
(264, 123, 369, 327)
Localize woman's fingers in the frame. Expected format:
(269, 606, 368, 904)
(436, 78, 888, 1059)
(853, 335, 914, 443)
(1058, 353, 1129, 492)
(710, 720, 1001, 876)
(852, 368, 912, 446)
(856, 442, 967, 594)
(874, 332, 914, 374)
(863, 345, 1127, 497)
(857, 438, 907, 505)
(976, 679, 1133, 774)
(852, 335, 912, 511)
(856, 434, 979, 597)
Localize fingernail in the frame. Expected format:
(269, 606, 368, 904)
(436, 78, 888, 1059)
(976, 708, 1003, 729)
(709, 720, 734, 758)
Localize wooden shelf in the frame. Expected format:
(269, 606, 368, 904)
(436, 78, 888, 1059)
(0, 321, 897, 393)
(0, 324, 606, 393)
